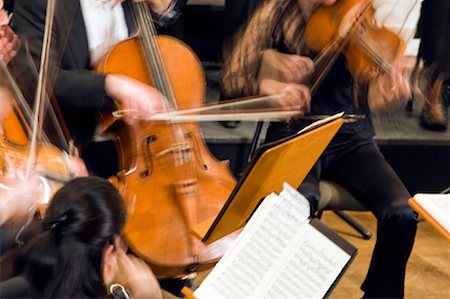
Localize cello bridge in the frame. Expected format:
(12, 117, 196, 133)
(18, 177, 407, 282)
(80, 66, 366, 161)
(156, 143, 192, 159)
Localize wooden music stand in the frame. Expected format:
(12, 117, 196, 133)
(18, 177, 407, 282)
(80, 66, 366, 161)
(409, 194, 450, 243)
(193, 115, 344, 244)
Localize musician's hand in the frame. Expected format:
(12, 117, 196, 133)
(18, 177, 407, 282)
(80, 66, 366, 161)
(259, 49, 314, 84)
(105, 74, 167, 124)
(0, 175, 40, 226)
(368, 70, 411, 113)
(0, 25, 19, 64)
(64, 156, 89, 177)
(259, 78, 311, 113)
(113, 243, 162, 299)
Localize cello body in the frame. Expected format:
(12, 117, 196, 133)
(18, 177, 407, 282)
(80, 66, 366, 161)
(97, 35, 237, 278)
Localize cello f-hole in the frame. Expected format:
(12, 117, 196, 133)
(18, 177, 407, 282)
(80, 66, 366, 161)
(140, 135, 156, 178)
(186, 132, 208, 171)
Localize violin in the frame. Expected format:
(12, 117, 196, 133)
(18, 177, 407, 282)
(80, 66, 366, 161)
(0, 0, 85, 212)
(0, 85, 28, 145)
(0, 82, 75, 210)
(305, 0, 406, 83)
(96, 2, 236, 278)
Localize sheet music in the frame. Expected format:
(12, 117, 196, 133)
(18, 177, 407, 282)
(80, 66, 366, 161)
(262, 225, 350, 298)
(195, 184, 352, 299)
(414, 194, 450, 233)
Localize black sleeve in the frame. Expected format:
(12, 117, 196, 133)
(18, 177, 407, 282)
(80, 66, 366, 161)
(11, 0, 115, 113)
(154, 0, 187, 39)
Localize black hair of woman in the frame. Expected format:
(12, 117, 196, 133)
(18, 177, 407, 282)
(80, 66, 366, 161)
(0, 176, 127, 298)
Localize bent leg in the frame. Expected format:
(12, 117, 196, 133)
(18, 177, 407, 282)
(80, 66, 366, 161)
(325, 143, 417, 298)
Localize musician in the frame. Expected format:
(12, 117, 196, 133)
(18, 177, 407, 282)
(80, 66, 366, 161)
(0, 176, 40, 227)
(221, 0, 417, 298)
(10, 0, 187, 178)
(0, 176, 162, 298)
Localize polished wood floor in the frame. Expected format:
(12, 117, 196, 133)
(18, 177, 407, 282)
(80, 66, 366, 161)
(322, 211, 450, 299)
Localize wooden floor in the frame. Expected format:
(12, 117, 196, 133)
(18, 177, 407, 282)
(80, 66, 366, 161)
(321, 211, 450, 299)
(169, 211, 449, 299)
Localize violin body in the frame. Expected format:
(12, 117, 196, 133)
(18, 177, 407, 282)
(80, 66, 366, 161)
(0, 137, 69, 178)
(0, 86, 71, 210)
(97, 35, 236, 278)
(0, 135, 71, 213)
(305, 0, 405, 82)
(0, 86, 28, 146)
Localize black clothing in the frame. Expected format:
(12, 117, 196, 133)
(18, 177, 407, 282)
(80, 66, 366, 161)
(417, 0, 450, 84)
(266, 121, 417, 298)
(266, 19, 417, 299)
(415, 0, 449, 131)
(222, 1, 418, 297)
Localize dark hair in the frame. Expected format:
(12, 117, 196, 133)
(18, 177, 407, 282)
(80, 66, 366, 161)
(1, 176, 126, 298)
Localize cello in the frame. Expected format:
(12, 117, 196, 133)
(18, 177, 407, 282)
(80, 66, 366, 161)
(96, 2, 236, 278)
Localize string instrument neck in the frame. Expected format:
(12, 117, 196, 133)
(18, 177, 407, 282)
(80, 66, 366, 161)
(133, 2, 177, 108)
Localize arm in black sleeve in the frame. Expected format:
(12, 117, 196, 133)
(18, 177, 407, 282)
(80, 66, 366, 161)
(11, 0, 115, 114)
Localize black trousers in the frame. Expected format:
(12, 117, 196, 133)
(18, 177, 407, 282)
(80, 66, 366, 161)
(266, 121, 418, 298)
(417, 0, 450, 83)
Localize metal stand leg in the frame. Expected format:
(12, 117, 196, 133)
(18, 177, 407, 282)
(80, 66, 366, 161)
(334, 210, 372, 240)
(247, 121, 264, 162)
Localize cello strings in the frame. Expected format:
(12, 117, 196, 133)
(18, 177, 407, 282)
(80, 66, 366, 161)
(135, 2, 176, 108)
(134, 3, 197, 177)
(133, 4, 162, 90)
